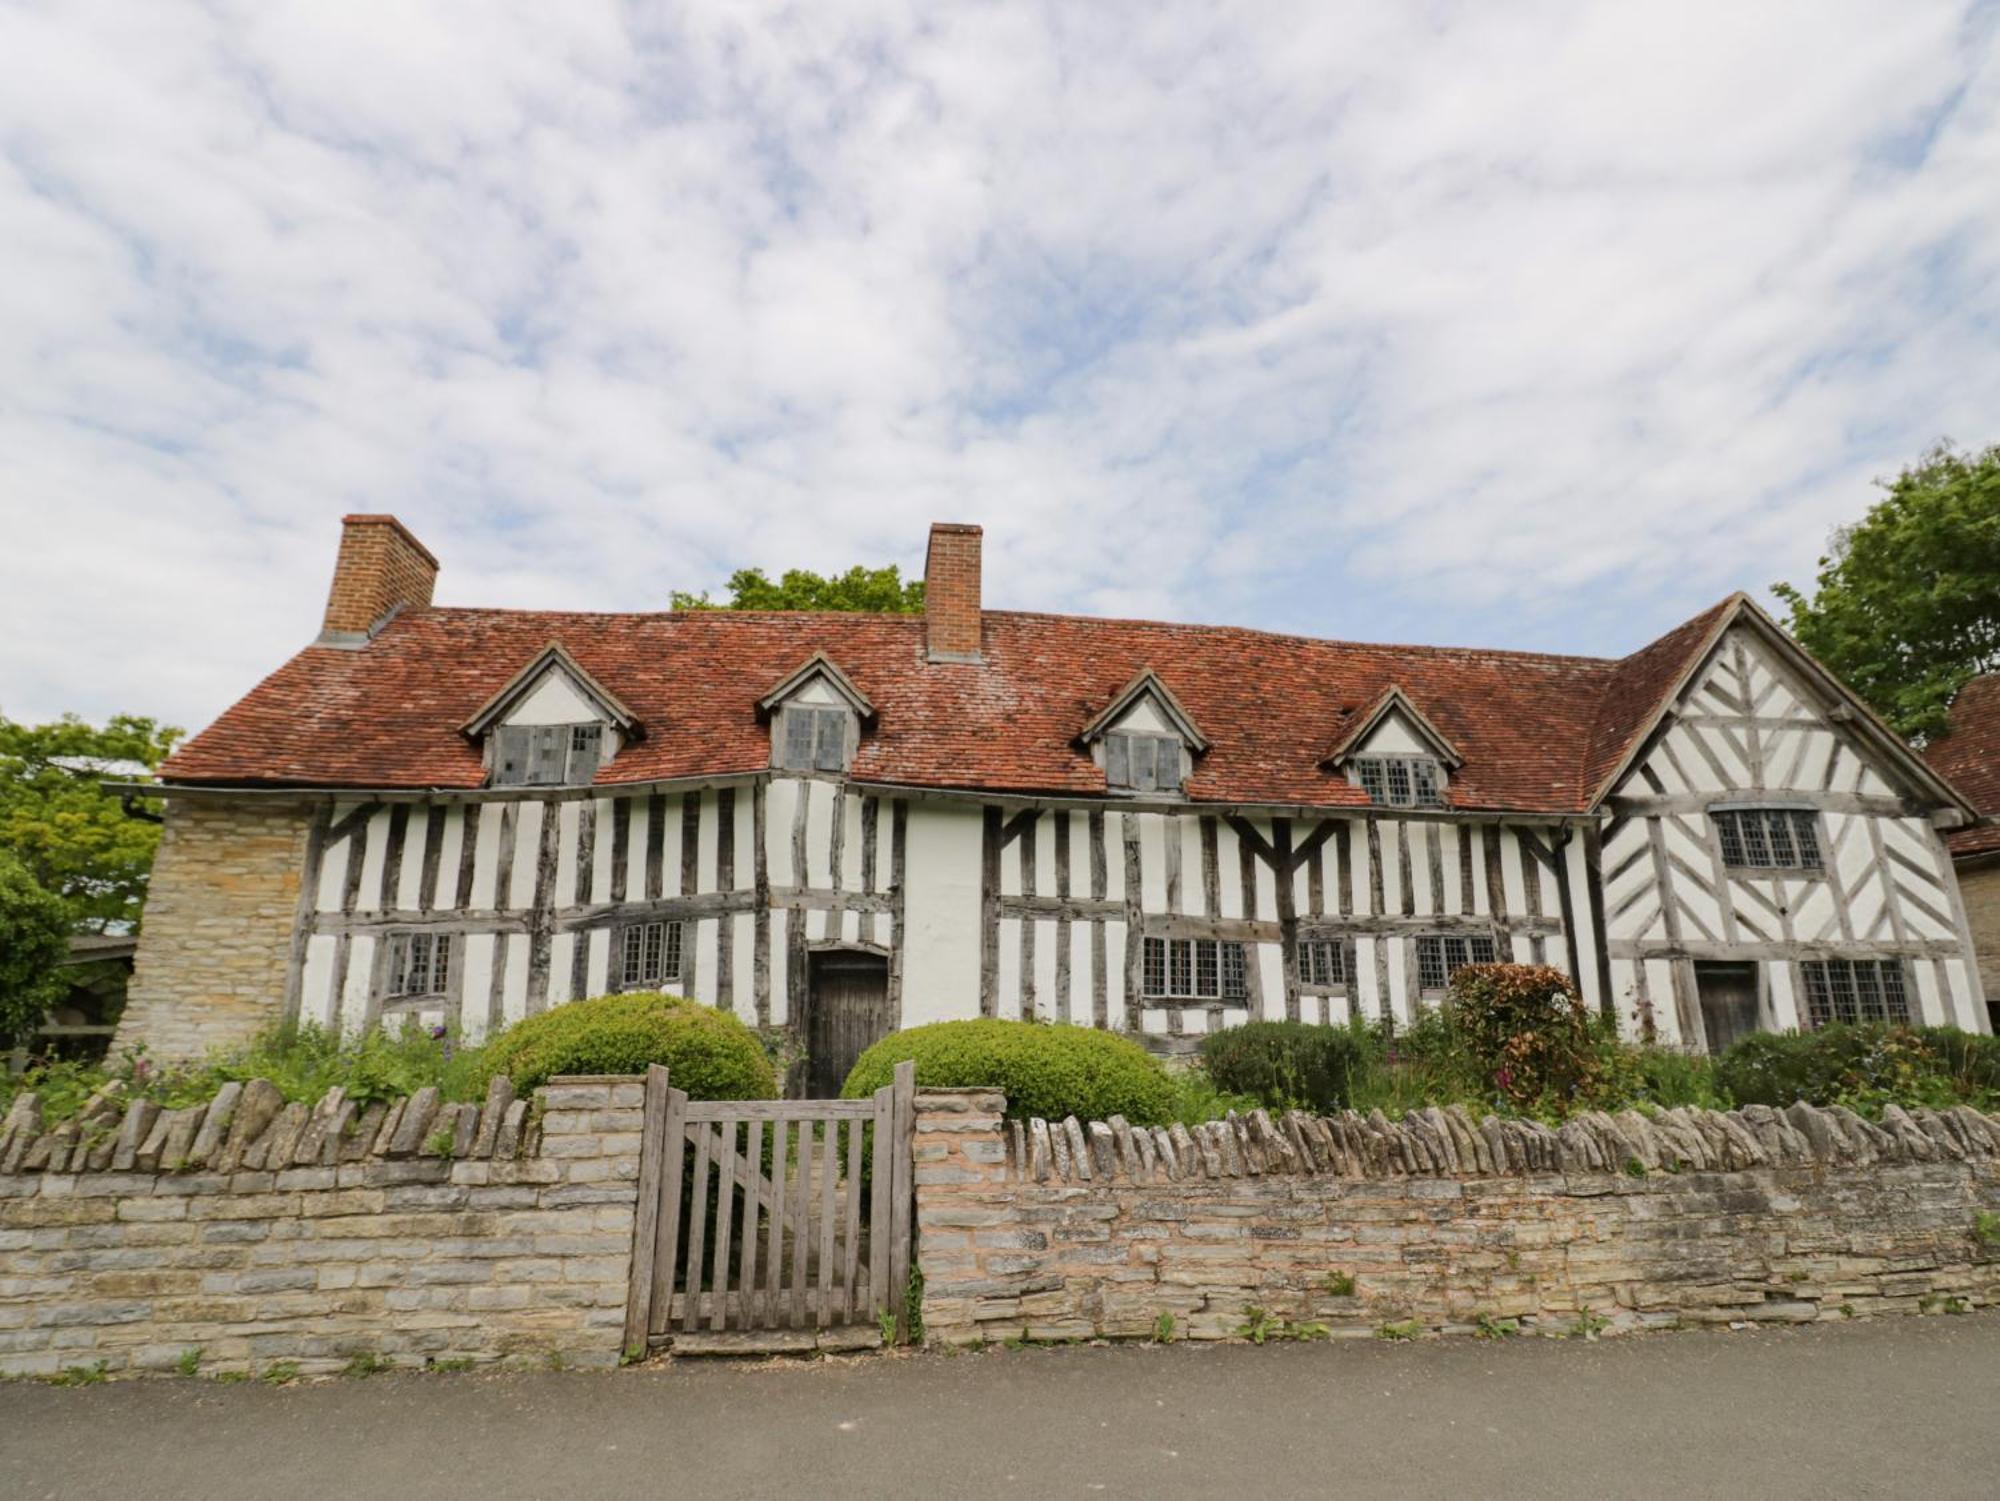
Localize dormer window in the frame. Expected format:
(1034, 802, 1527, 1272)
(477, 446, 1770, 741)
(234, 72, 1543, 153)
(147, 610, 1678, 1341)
(493, 723, 604, 787)
(1106, 731, 1183, 794)
(758, 653, 875, 778)
(1079, 669, 1208, 800)
(779, 705, 852, 773)
(462, 642, 641, 791)
(1354, 756, 1443, 809)
(1321, 685, 1461, 809)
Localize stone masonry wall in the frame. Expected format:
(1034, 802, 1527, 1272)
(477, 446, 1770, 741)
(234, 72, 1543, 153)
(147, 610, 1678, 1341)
(914, 1093, 2000, 1344)
(115, 799, 310, 1063)
(0, 1077, 642, 1378)
(1961, 860, 2000, 1017)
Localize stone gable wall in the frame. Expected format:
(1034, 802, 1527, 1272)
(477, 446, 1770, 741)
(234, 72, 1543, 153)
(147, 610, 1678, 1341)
(0, 1078, 642, 1378)
(914, 1093, 2000, 1344)
(112, 799, 309, 1063)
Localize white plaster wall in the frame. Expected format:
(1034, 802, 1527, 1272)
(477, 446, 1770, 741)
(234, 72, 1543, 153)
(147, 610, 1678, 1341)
(898, 801, 983, 1027)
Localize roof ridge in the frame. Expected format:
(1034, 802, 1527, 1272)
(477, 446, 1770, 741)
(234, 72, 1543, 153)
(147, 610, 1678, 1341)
(980, 607, 1619, 665)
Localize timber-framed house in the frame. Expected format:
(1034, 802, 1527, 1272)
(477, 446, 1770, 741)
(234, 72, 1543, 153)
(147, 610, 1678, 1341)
(114, 515, 1992, 1087)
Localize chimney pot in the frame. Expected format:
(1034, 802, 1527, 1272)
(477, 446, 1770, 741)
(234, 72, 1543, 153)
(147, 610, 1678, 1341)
(923, 522, 983, 663)
(321, 514, 439, 642)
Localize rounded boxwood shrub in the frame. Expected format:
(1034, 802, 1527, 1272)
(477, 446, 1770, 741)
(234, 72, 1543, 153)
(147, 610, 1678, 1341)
(1198, 1021, 1370, 1113)
(840, 1019, 1175, 1125)
(472, 993, 777, 1099)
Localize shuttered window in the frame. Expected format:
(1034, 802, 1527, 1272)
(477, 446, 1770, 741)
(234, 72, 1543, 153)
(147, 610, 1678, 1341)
(492, 723, 605, 787)
(1713, 808, 1822, 871)
(1354, 757, 1444, 808)
(1800, 959, 1910, 1027)
(1415, 933, 1498, 992)
(385, 932, 452, 998)
(1106, 733, 1183, 794)
(620, 920, 685, 989)
(778, 706, 851, 773)
(1298, 937, 1353, 989)
(1142, 937, 1246, 1000)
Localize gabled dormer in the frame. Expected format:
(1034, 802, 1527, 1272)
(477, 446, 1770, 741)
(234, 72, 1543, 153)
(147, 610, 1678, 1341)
(461, 643, 640, 788)
(1079, 669, 1209, 797)
(1321, 685, 1460, 808)
(758, 654, 875, 775)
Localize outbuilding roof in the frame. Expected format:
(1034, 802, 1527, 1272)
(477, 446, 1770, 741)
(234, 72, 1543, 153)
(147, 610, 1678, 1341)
(1926, 673, 2000, 858)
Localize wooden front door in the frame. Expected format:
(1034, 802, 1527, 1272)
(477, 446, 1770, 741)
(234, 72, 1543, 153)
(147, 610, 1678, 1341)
(806, 951, 894, 1099)
(1694, 961, 1761, 1053)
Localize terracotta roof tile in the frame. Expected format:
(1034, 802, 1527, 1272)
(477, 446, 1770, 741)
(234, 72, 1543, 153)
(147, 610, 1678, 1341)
(160, 601, 1751, 814)
(1925, 674, 2000, 858)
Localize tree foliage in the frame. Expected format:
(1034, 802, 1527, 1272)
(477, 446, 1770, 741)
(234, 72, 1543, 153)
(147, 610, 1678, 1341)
(670, 564, 923, 614)
(0, 713, 182, 933)
(0, 852, 70, 1045)
(1773, 442, 2000, 741)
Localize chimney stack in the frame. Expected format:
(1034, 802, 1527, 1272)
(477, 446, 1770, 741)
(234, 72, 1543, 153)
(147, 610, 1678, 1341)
(321, 514, 439, 642)
(923, 522, 983, 663)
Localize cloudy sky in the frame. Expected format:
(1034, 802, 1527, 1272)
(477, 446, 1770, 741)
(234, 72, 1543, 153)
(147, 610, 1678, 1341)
(2, 1, 1997, 733)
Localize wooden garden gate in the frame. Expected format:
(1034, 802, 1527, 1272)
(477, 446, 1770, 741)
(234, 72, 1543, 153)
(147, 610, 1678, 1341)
(623, 1061, 915, 1353)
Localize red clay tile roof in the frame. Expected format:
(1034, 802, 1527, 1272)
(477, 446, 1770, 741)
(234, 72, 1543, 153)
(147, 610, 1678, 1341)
(160, 602, 1748, 813)
(1576, 596, 1737, 804)
(1926, 674, 2000, 858)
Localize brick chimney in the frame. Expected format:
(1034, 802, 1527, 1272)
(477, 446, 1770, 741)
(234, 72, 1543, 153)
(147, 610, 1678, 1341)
(321, 514, 439, 642)
(923, 522, 983, 663)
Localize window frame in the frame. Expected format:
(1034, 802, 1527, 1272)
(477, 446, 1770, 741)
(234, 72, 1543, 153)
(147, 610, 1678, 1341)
(1296, 935, 1355, 993)
(1351, 755, 1446, 809)
(617, 919, 686, 991)
(1104, 731, 1186, 796)
(1141, 935, 1248, 1001)
(1798, 957, 1912, 1029)
(1710, 805, 1825, 875)
(773, 703, 855, 775)
(490, 722, 605, 788)
(1415, 932, 1499, 995)
(382, 930, 454, 1003)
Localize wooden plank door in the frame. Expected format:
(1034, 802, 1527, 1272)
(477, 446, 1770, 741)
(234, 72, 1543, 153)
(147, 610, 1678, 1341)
(1695, 961, 1760, 1053)
(807, 951, 894, 1099)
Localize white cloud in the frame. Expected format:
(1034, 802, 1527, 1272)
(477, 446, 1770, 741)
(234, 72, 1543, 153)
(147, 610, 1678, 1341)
(0, 0, 1995, 730)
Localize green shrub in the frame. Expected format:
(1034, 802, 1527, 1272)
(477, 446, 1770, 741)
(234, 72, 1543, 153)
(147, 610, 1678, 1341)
(198, 1022, 487, 1107)
(1198, 1022, 1371, 1113)
(1447, 963, 1599, 1112)
(1163, 1065, 1262, 1126)
(471, 993, 776, 1099)
(1714, 1025, 2000, 1114)
(840, 1019, 1175, 1125)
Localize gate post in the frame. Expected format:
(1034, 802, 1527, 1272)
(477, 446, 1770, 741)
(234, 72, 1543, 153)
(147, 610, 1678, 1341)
(621, 1064, 672, 1354)
(889, 1059, 916, 1341)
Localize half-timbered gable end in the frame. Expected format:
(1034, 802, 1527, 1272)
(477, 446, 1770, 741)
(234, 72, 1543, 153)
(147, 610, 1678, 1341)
(110, 515, 1990, 1077)
(1599, 614, 1984, 1049)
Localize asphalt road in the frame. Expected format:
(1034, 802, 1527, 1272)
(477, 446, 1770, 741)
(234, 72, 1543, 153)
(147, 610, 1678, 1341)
(6, 1316, 1997, 1500)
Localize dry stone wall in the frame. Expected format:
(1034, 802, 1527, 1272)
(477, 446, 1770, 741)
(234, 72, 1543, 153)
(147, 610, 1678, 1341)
(915, 1092, 2000, 1344)
(0, 1076, 643, 1378)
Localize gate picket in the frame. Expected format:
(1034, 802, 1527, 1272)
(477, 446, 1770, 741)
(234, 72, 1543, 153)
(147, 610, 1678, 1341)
(682, 1121, 712, 1334)
(738, 1119, 763, 1326)
(709, 1121, 737, 1333)
(630, 1074, 912, 1346)
(763, 1117, 788, 1326)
